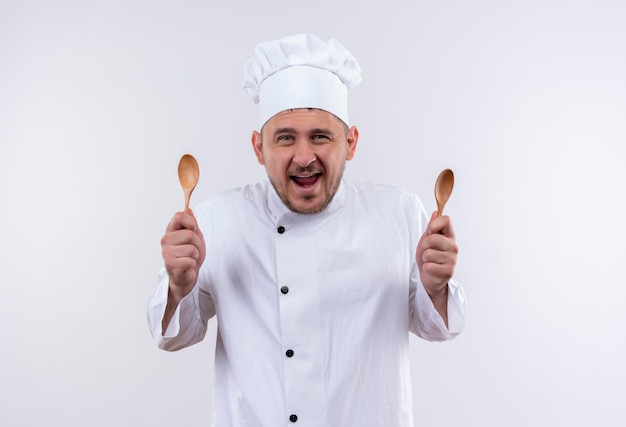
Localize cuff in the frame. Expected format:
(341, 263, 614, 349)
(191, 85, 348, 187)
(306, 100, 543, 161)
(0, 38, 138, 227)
(445, 278, 467, 334)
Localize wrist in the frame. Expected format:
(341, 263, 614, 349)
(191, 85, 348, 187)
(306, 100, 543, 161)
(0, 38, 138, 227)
(427, 284, 449, 328)
(161, 283, 193, 335)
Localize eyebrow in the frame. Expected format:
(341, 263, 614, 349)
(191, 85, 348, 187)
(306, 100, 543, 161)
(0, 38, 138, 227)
(272, 127, 334, 138)
(273, 127, 298, 137)
(309, 128, 334, 136)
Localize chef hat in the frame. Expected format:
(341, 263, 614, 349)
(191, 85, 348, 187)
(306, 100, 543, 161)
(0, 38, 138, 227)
(243, 33, 362, 128)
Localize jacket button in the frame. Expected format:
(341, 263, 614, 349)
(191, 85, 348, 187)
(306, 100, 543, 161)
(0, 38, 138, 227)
(277, 226, 285, 234)
(286, 349, 294, 357)
(289, 414, 298, 422)
(280, 286, 289, 294)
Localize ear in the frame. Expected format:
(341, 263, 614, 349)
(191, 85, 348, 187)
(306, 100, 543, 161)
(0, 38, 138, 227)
(251, 130, 265, 165)
(346, 126, 359, 160)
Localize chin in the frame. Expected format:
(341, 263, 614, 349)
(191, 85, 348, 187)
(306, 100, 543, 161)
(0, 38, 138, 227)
(288, 202, 322, 215)
(288, 195, 332, 215)
(271, 179, 333, 214)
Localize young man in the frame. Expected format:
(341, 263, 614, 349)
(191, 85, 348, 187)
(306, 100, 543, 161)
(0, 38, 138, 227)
(148, 33, 466, 426)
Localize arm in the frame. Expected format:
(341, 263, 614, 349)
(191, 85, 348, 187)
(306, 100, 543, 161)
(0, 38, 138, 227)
(160, 210, 206, 333)
(147, 210, 212, 350)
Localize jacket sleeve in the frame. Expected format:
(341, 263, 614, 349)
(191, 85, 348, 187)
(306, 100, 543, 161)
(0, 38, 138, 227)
(409, 269, 466, 341)
(147, 268, 216, 351)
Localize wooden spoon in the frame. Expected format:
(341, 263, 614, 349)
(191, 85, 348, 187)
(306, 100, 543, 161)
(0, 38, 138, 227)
(434, 168, 454, 217)
(178, 154, 199, 213)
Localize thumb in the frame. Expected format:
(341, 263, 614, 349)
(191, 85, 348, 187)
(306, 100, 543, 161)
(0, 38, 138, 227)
(416, 212, 435, 267)
(189, 210, 205, 238)
(419, 211, 437, 245)
(187, 209, 200, 231)
(188, 209, 207, 266)
(426, 210, 438, 233)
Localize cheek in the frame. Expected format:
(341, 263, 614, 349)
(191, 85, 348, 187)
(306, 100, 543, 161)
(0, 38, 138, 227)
(263, 153, 288, 175)
(324, 149, 348, 170)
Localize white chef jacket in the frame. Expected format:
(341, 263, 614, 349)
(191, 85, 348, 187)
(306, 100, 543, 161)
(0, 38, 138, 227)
(147, 174, 466, 427)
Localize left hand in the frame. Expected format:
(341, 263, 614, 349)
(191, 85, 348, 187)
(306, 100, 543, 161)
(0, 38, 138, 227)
(415, 212, 458, 295)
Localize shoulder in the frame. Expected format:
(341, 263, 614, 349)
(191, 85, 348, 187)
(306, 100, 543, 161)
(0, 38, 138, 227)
(341, 174, 429, 236)
(343, 174, 425, 213)
(193, 181, 271, 220)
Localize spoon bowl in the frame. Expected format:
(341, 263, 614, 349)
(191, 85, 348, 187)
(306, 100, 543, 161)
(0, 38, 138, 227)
(434, 168, 454, 217)
(178, 154, 200, 213)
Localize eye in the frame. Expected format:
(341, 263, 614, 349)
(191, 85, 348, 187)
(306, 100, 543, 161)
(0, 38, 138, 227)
(276, 135, 294, 145)
(312, 134, 331, 144)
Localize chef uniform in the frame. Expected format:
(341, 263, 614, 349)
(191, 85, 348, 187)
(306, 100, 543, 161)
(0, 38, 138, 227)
(148, 33, 466, 427)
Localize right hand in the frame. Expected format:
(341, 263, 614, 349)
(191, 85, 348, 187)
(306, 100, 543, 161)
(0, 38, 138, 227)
(160, 210, 206, 301)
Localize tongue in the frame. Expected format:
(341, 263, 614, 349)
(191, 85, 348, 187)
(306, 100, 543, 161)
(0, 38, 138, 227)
(293, 175, 319, 187)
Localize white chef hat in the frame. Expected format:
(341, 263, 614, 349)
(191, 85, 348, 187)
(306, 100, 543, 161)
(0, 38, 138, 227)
(243, 33, 362, 128)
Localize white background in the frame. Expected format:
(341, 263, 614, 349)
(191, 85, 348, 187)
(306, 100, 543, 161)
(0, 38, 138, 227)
(1, 1, 625, 426)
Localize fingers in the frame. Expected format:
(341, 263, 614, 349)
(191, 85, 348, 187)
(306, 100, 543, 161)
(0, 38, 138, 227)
(162, 212, 204, 259)
(166, 210, 200, 233)
(419, 241, 457, 277)
(162, 234, 202, 266)
(427, 212, 456, 239)
(417, 212, 458, 289)
(161, 210, 205, 289)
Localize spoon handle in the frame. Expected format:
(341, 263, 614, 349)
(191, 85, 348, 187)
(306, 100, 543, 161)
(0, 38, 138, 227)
(183, 189, 191, 213)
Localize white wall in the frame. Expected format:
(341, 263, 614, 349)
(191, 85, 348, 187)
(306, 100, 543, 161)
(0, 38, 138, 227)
(1, 1, 625, 426)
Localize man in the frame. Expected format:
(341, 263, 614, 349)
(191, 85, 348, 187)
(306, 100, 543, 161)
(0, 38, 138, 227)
(148, 33, 466, 426)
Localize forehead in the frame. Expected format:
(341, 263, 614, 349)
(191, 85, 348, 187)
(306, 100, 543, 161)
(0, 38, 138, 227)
(262, 108, 344, 132)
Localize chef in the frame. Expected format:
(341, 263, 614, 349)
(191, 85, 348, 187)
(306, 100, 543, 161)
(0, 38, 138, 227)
(148, 33, 466, 427)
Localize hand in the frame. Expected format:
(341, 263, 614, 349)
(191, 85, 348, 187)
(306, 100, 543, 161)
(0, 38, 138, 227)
(415, 212, 458, 296)
(160, 210, 206, 301)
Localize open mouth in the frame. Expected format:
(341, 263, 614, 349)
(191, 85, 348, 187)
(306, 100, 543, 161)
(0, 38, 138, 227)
(291, 173, 322, 188)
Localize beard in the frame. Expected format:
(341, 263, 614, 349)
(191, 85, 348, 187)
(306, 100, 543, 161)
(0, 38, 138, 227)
(268, 163, 345, 215)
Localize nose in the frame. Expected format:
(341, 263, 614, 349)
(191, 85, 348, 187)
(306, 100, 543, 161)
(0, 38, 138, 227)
(292, 141, 316, 168)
